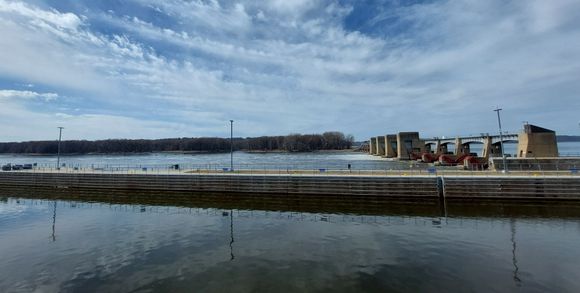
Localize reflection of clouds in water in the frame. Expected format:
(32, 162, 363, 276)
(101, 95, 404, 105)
(0, 201, 225, 292)
(1, 199, 580, 292)
(0, 198, 52, 236)
(0, 199, 31, 214)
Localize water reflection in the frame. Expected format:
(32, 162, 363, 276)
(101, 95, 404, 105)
(2, 186, 580, 219)
(229, 209, 235, 261)
(511, 219, 521, 287)
(51, 201, 57, 242)
(1, 190, 580, 292)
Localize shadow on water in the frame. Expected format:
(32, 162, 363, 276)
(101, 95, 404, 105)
(1, 186, 580, 219)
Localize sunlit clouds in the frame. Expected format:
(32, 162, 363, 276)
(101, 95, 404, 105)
(1, 0, 579, 141)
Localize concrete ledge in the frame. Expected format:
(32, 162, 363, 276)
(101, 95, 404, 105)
(1, 171, 579, 201)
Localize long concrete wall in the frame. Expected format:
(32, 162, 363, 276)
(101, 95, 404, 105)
(0, 172, 579, 201)
(0, 172, 439, 198)
(443, 177, 580, 200)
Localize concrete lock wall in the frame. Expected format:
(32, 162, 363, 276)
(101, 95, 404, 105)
(2, 172, 580, 200)
(0, 172, 441, 198)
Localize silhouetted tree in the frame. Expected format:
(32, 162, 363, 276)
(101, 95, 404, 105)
(0, 132, 355, 154)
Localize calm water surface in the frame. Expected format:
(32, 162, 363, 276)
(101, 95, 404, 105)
(1, 196, 580, 292)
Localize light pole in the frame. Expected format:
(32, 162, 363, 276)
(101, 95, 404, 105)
(230, 120, 234, 171)
(493, 107, 507, 173)
(57, 127, 64, 170)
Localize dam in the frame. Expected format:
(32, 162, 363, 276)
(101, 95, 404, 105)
(367, 124, 567, 169)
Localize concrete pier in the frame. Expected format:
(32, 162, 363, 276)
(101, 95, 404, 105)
(375, 136, 386, 156)
(382, 135, 396, 158)
(396, 132, 425, 160)
(369, 137, 377, 155)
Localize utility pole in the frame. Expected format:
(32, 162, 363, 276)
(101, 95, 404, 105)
(493, 107, 508, 173)
(57, 127, 64, 170)
(230, 120, 234, 171)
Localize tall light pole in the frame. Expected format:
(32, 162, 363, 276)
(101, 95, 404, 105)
(493, 107, 508, 173)
(57, 127, 64, 170)
(230, 120, 234, 171)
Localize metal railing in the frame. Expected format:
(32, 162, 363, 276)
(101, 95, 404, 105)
(0, 161, 578, 177)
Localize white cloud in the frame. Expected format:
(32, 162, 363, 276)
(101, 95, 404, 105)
(0, 0, 579, 141)
(0, 90, 58, 101)
(0, 0, 82, 30)
(267, 0, 318, 17)
(0, 105, 195, 141)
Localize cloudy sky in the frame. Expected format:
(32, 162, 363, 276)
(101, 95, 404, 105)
(0, 0, 579, 142)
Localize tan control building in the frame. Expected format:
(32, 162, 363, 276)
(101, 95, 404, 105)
(517, 124, 558, 158)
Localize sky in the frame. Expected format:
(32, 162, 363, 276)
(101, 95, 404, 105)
(0, 0, 579, 142)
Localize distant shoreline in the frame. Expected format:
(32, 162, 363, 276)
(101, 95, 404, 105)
(557, 135, 580, 142)
(0, 149, 357, 156)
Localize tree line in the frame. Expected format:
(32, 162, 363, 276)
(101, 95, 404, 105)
(0, 132, 354, 154)
(557, 135, 580, 142)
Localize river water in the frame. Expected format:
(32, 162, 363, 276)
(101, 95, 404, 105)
(1, 195, 580, 292)
(0, 151, 411, 171)
(0, 142, 579, 171)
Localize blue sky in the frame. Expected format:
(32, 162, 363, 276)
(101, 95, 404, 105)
(0, 0, 579, 142)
